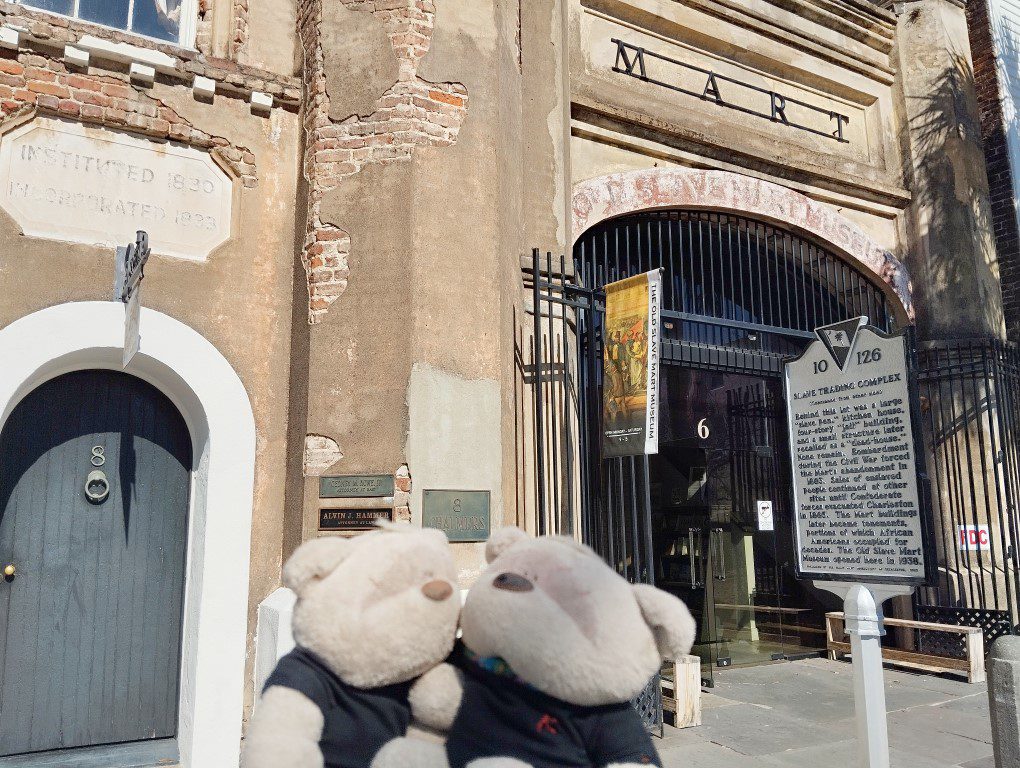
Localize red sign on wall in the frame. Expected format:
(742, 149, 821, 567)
(958, 525, 991, 552)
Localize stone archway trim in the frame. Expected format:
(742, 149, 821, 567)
(0, 302, 256, 768)
(572, 168, 913, 320)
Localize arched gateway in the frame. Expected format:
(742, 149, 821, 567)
(534, 168, 915, 688)
(571, 168, 912, 322)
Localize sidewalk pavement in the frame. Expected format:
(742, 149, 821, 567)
(658, 657, 994, 768)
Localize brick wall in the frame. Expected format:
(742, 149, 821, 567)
(297, 0, 468, 324)
(0, 2, 305, 189)
(967, 0, 1020, 340)
(231, 0, 249, 59)
(0, 49, 262, 186)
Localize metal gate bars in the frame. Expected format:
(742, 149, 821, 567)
(525, 248, 663, 732)
(526, 248, 657, 579)
(913, 338, 1020, 649)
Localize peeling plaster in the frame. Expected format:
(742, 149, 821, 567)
(303, 433, 343, 476)
(299, 0, 469, 324)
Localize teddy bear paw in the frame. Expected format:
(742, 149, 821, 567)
(465, 759, 534, 768)
(371, 736, 448, 768)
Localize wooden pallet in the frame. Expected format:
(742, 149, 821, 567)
(660, 655, 702, 728)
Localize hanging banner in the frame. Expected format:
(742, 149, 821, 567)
(602, 269, 662, 458)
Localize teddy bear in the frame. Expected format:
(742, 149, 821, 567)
(242, 522, 464, 768)
(373, 527, 696, 768)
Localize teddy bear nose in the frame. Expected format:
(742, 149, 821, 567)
(421, 579, 454, 601)
(492, 572, 534, 592)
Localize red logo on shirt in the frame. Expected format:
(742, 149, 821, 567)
(536, 714, 559, 735)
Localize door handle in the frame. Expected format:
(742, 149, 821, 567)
(688, 528, 702, 588)
(712, 528, 726, 581)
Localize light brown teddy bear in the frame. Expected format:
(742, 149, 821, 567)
(242, 523, 463, 768)
(374, 527, 696, 768)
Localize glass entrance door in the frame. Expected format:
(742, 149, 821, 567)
(650, 366, 822, 685)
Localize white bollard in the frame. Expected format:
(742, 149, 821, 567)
(844, 584, 891, 768)
(819, 581, 913, 768)
(988, 635, 1020, 768)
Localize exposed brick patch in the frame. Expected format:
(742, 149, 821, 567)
(0, 48, 259, 186)
(305, 224, 351, 313)
(297, 0, 468, 324)
(196, 0, 214, 55)
(394, 464, 411, 523)
(967, 0, 1020, 341)
(231, 0, 250, 59)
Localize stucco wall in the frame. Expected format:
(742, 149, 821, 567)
(298, 0, 534, 584)
(894, 0, 1005, 339)
(0, 79, 302, 725)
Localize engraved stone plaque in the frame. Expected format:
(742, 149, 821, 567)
(0, 117, 234, 261)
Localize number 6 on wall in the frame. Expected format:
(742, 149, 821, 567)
(697, 418, 710, 439)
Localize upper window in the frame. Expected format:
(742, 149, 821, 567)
(18, 0, 195, 46)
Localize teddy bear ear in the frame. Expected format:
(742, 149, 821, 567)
(282, 538, 353, 595)
(632, 583, 697, 660)
(485, 527, 530, 563)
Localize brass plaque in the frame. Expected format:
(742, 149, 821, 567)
(319, 474, 394, 499)
(319, 508, 393, 531)
(422, 490, 491, 543)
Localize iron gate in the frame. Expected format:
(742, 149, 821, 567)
(524, 209, 1020, 721)
(527, 247, 663, 729)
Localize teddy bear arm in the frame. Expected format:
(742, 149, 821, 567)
(241, 686, 325, 768)
(408, 662, 465, 732)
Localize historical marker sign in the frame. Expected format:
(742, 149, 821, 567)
(785, 318, 934, 585)
(422, 490, 491, 542)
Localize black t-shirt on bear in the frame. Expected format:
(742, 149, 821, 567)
(263, 647, 413, 768)
(447, 649, 663, 768)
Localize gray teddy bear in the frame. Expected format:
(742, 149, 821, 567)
(374, 527, 697, 768)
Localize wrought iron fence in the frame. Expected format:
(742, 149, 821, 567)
(913, 338, 1020, 647)
(524, 248, 662, 732)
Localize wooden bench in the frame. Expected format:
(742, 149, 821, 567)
(715, 603, 813, 616)
(660, 655, 701, 728)
(825, 612, 985, 684)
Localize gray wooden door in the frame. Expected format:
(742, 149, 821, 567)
(0, 370, 191, 756)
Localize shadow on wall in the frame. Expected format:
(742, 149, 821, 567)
(992, 14, 1020, 339)
(907, 45, 1001, 338)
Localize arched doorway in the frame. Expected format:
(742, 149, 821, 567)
(571, 208, 900, 685)
(0, 302, 257, 768)
(0, 370, 191, 759)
